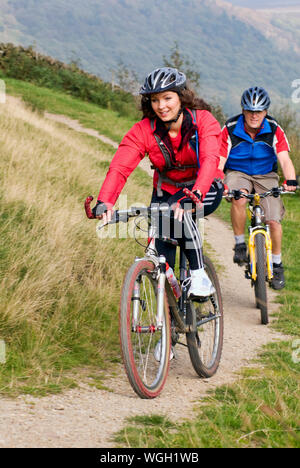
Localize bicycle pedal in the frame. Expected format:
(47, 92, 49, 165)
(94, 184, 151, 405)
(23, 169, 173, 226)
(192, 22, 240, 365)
(245, 271, 252, 279)
(190, 296, 210, 303)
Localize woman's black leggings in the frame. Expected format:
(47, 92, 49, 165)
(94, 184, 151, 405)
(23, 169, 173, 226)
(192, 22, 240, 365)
(150, 180, 223, 270)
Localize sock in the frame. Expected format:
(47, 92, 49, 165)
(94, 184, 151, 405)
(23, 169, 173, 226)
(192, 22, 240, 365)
(234, 234, 245, 245)
(272, 253, 282, 266)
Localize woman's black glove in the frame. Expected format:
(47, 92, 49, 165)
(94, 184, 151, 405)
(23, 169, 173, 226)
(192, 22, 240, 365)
(177, 190, 202, 209)
(92, 200, 108, 218)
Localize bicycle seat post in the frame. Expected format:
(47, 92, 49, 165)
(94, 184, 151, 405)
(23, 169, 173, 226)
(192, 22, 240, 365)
(179, 249, 188, 284)
(178, 248, 189, 321)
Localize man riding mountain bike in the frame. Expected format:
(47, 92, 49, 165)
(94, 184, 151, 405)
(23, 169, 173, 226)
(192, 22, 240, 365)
(219, 86, 297, 290)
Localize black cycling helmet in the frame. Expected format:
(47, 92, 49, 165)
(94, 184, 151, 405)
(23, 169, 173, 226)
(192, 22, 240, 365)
(241, 86, 271, 111)
(139, 67, 186, 95)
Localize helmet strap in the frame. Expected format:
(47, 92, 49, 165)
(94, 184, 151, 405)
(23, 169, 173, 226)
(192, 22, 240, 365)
(164, 108, 183, 130)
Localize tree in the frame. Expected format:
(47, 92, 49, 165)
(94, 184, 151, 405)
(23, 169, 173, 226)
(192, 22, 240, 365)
(114, 60, 140, 95)
(163, 42, 201, 91)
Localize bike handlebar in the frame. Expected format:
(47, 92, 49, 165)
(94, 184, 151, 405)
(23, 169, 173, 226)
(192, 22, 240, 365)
(84, 196, 170, 223)
(224, 186, 297, 201)
(84, 188, 202, 222)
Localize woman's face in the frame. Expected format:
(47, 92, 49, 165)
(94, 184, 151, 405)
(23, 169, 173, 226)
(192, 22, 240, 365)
(150, 91, 181, 122)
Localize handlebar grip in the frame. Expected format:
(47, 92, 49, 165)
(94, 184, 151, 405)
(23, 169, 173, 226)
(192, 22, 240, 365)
(85, 196, 96, 219)
(183, 188, 202, 205)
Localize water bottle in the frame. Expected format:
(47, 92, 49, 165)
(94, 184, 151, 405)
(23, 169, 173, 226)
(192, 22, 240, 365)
(166, 264, 181, 299)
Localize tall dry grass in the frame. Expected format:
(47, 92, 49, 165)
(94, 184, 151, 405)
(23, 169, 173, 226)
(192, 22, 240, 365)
(0, 96, 151, 395)
(274, 105, 300, 177)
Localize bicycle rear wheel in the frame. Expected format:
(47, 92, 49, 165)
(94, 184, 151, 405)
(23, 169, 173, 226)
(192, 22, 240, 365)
(120, 259, 171, 399)
(254, 233, 268, 325)
(186, 255, 224, 378)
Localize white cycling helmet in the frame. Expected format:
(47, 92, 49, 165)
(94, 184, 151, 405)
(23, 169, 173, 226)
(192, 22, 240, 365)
(241, 86, 271, 111)
(139, 67, 186, 95)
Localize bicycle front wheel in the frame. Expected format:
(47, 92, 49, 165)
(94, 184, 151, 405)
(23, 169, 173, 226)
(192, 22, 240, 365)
(254, 233, 268, 325)
(120, 260, 171, 399)
(186, 255, 224, 378)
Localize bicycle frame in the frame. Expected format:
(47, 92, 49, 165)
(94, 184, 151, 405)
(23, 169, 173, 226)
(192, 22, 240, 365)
(143, 217, 192, 334)
(84, 189, 221, 336)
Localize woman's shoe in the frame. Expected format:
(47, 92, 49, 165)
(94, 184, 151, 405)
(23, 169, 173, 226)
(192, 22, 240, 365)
(153, 340, 175, 362)
(188, 268, 215, 297)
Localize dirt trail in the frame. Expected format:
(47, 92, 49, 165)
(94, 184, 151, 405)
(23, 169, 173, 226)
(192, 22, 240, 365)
(0, 113, 289, 448)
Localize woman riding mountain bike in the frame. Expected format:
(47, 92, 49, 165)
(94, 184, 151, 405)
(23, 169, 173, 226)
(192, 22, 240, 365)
(92, 67, 224, 297)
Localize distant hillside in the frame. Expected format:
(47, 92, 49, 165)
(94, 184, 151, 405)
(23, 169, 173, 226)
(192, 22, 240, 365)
(0, 0, 299, 114)
(228, 0, 300, 8)
(217, 0, 300, 56)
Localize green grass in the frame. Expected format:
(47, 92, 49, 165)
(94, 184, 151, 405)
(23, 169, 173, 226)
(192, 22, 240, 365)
(272, 194, 300, 337)
(114, 339, 300, 448)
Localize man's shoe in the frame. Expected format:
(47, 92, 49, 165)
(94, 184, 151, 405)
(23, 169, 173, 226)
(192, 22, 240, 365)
(271, 263, 285, 290)
(233, 242, 248, 265)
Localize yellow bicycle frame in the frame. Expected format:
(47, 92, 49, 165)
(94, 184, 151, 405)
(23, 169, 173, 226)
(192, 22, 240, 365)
(248, 194, 273, 282)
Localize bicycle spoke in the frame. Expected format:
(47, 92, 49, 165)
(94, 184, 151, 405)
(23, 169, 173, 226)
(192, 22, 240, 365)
(120, 260, 171, 399)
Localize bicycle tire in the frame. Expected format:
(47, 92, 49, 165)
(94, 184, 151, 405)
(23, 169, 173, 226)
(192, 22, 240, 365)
(120, 259, 171, 399)
(254, 233, 268, 325)
(186, 255, 224, 378)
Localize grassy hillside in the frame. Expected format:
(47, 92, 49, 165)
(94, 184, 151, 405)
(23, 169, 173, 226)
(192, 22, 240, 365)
(0, 94, 152, 396)
(0, 0, 299, 115)
(0, 43, 140, 120)
(0, 73, 137, 143)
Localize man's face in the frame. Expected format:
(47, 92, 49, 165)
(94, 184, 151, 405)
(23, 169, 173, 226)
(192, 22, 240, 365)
(243, 109, 267, 131)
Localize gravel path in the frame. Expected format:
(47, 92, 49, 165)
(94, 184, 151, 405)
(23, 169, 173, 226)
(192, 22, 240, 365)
(0, 113, 288, 448)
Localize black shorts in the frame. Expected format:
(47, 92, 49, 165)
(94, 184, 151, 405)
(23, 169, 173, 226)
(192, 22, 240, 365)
(152, 179, 224, 217)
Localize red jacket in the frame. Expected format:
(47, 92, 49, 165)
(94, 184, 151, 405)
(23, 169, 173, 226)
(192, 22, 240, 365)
(98, 108, 222, 206)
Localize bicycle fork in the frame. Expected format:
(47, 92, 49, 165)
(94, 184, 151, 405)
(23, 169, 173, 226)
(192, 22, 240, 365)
(131, 256, 167, 333)
(248, 227, 273, 281)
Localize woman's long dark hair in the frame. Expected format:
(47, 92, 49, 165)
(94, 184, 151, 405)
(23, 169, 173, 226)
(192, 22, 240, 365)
(140, 87, 211, 119)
